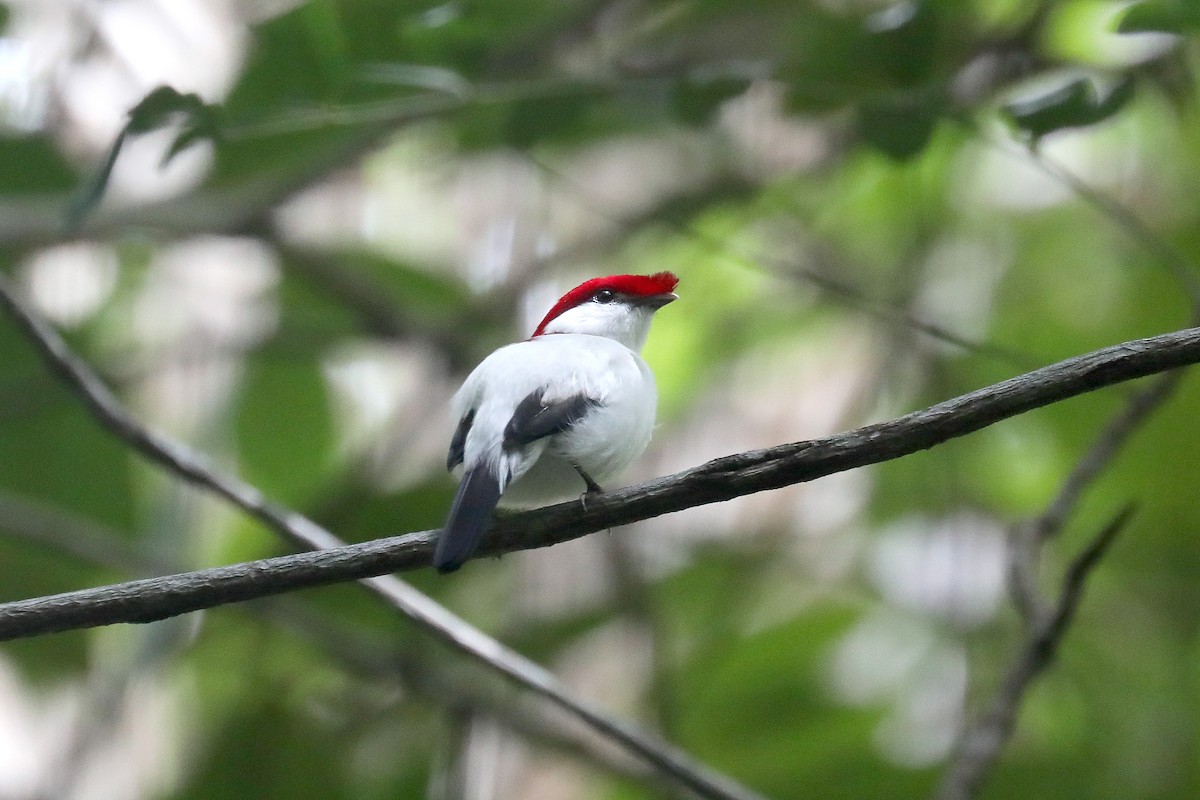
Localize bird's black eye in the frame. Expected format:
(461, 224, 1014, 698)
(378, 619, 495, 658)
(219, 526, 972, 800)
(593, 289, 616, 304)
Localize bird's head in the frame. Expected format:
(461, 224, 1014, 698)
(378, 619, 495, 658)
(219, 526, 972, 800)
(531, 272, 679, 352)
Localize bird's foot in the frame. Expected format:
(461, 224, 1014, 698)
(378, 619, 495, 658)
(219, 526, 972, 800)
(574, 465, 604, 511)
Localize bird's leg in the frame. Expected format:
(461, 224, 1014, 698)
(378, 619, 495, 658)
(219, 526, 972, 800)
(573, 464, 604, 510)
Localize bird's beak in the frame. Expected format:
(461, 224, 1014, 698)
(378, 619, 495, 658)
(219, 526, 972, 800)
(643, 292, 678, 310)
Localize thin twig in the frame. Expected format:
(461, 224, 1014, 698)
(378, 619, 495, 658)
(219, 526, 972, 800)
(935, 506, 1134, 800)
(933, 126, 1200, 800)
(1031, 150, 1200, 315)
(266, 237, 495, 372)
(0, 274, 767, 800)
(0, 490, 164, 575)
(258, 604, 662, 791)
(982, 133, 1200, 317)
(1009, 371, 1182, 619)
(938, 366, 1180, 800)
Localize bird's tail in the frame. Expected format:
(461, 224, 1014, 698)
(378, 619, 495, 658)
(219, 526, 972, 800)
(434, 467, 503, 572)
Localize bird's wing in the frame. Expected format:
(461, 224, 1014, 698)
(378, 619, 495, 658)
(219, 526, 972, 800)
(503, 388, 600, 450)
(447, 408, 475, 471)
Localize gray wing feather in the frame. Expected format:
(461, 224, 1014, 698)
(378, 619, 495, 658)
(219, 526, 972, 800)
(503, 389, 599, 451)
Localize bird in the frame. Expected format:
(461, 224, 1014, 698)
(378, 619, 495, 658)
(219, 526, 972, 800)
(434, 271, 679, 572)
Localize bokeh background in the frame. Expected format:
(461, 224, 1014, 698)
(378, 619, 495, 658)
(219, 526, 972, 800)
(1, 0, 1199, 798)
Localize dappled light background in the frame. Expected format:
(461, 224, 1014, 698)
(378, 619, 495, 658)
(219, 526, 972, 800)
(1, 1, 1199, 799)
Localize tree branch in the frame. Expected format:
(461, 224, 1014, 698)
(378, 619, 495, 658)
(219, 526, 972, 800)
(935, 506, 1134, 800)
(3, 275, 1199, 800)
(1024, 146, 1200, 316)
(0, 272, 767, 800)
(0, 319, 1195, 643)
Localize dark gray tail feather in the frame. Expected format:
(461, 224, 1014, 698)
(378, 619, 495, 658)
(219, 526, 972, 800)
(434, 467, 503, 572)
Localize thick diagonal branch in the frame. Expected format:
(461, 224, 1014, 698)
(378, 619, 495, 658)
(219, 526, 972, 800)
(0, 299, 1197, 638)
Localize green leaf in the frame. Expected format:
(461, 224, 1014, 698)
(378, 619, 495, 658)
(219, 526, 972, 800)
(780, 10, 878, 112)
(180, 685, 352, 800)
(672, 73, 753, 126)
(128, 86, 222, 167)
(341, 251, 470, 313)
(1117, 0, 1200, 33)
(66, 86, 222, 231)
(856, 92, 943, 160)
(0, 365, 135, 679)
(125, 86, 212, 134)
(863, 0, 940, 87)
(223, 0, 408, 118)
(503, 91, 592, 149)
(233, 356, 336, 506)
(0, 133, 78, 193)
(0, 324, 136, 533)
(1002, 75, 1136, 143)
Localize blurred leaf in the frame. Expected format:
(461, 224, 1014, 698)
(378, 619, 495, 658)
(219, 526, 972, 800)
(671, 602, 926, 799)
(181, 685, 353, 800)
(396, 0, 582, 81)
(0, 133, 78, 193)
(278, 248, 477, 344)
(0, 323, 135, 679)
(66, 86, 222, 230)
(0, 319, 136, 533)
(342, 251, 471, 312)
(315, 478, 453, 544)
(672, 73, 753, 126)
(0, 403, 137, 531)
(184, 615, 436, 799)
(856, 91, 943, 160)
(225, 4, 353, 115)
(0, 552, 92, 675)
(504, 91, 593, 149)
(164, 117, 219, 166)
(298, 0, 351, 84)
(359, 62, 473, 97)
(455, 87, 639, 151)
(209, 124, 374, 190)
(863, 0, 941, 87)
(1118, 0, 1200, 33)
(780, 9, 879, 112)
(233, 357, 336, 505)
(1002, 75, 1136, 143)
(125, 86, 218, 136)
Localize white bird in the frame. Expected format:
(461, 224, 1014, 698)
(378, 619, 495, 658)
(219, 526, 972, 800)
(434, 272, 679, 572)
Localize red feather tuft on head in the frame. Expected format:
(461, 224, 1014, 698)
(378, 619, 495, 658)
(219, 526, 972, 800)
(531, 272, 679, 337)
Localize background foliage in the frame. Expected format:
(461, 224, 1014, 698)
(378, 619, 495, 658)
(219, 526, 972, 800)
(0, 1, 1199, 798)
